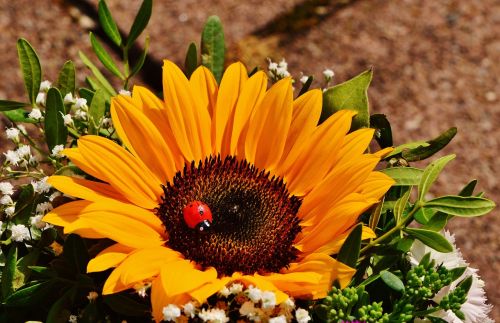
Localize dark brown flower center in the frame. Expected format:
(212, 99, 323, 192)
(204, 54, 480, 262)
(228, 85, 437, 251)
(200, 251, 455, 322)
(156, 156, 302, 276)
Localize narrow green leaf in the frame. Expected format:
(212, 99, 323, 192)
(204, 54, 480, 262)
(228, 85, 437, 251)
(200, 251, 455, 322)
(79, 51, 116, 97)
(381, 167, 423, 186)
(380, 270, 405, 292)
(337, 223, 362, 268)
(427, 316, 448, 323)
(0, 100, 29, 111)
(103, 294, 150, 316)
(418, 154, 455, 202)
(4, 280, 55, 306)
(321, 69, 372, 130)
(56, 60, 76, 97)
(414, 207, 434, 224)
(2, 109, 37, 123)
(394, 188, 411, 224)
(98, 0, 122, 47)
(28, 266, 57, 278)
(385, 141, 429, 159)
(457, 276, 473, 294)
(17, 38, 42, 105)
(184, 42, 198, 78)
(298, 76, 313, 97)
(88, 89, 107, 135)
(449, 267, 467, 282)
(45, 88, 68, 151)
(402, 127, 457, 162)
(201, 15, 225, 83)
(370, 114, 393, 148)
(1, 245, 18, 300)
(16, 249, 40, 286)
(396, 238, 414, 252)
(130, 35, 150, 78)
(368, 198, 384, 230)
(248, 66, 259, 77)
(424, 195, 495, 217)
(404, 228, 453, 252)
(126, 0, 152, 48)
(63, 234, 89, 274)
(90, 32, 124, 79)
(459, 179, 477, 197)
(46, 286, 77, 323)
(13, 184, 35, 225)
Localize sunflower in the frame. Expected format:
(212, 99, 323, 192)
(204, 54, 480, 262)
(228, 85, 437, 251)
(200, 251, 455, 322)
(44, 60, 394, 321)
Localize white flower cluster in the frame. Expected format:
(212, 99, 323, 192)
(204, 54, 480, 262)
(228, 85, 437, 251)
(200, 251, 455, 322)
(409, 231, 493, 323)
(0, 181, 16, 217)
(162, 283, 311, 322)
(268, 58, 291, 81)
(3, 145, 37, 168)
(64, 93, 88, 121)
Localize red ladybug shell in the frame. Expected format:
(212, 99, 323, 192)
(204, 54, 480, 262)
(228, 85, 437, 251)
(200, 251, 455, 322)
(183, 201, 213, 229)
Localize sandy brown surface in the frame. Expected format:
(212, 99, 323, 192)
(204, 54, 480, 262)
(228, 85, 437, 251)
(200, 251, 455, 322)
(0, 0, 498, 320)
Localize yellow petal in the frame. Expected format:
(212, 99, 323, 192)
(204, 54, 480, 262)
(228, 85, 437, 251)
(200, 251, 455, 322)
(313, 225, 376, 255)
(358, 171, 395, 200)
(77, 136, 162, 209)
(48, 176, 125, 202)
(43, 200, 90, 227)
(238, 275, 289, 304)
(111, 96, 177, 183)
(245, 78, 293, 170)
(159, 260, 217, 298)
(189, 277, 231, 304)
(334, 128, 375, 166)
(212, 62, 248, 155)
(102, 265, 130, 295)
(190, 66, 218, 118)
(151, 276, 191, 323)
(87, 243, 133, 272)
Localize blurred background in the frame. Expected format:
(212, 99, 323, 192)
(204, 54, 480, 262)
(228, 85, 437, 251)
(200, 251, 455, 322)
(0, 0, 498, 319)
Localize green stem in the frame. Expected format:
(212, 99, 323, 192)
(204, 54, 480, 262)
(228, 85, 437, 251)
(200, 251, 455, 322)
(67, 127, 81, 139)
(360, 201, 424, 255)
(122, 45, 130, 90)
(413, 306, 440, 317)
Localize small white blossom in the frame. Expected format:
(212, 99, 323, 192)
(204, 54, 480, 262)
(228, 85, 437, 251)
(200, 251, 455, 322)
(39, 80, 52, 92)
(36, 202, 53, 214)
(87, 291, 98, 302)
(74, 109, 87, 120)
(276, 66, 290, 78)
(162, 304, 181, 321)
(49, 191, 62, 202)
(5, 128, 20, 141)
(246, 285, 262, 303)
(261, 291, 277, 309)
(229, 282, 243, 294)
(16, 145, 31, 158)
(62, 113, 73, 126)
(295, 308, 311, 323)
(32, 177, 51, 194)
(51, 145, 65, 158)
(323, 68, 335, 80)
(278, 59, 288, 69)
(100, 117, 112, 128)
(28, 155, 38, 166)
(269, 315, 287, 323)
(10, 224, 30, 242)
(4, 206, 16, 217)
(0, 182, 14, 195)
(68, 315, 78, 323)
(300, 75, 309, 84)
(219, 286, 231, 297)
(198, 308, 229, 323)
(35, 92, 47, 106)
(283, 298, 295, 310)
(74, 98, 88, 109)
(3, 150, 20, 166)
(135, 284, 148, 298)
(268, 62, 278, 71)
(119, 89, 131, 96)
(64, 93, 75, 104)
(183, 302, 196, 318)
(29, 108, 43, 120)
(239, 301, 257, 319)
(30, 214, 51, 230)
(0, 195, 13, 205)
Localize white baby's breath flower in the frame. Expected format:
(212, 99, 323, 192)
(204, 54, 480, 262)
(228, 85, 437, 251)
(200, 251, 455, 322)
(74, 98, 88, 109)
(49, 191, 62, 202)
(323, 68, 335, 80)
(68, 315, 78, 323)
(4, 205, 16, 217)
(246, 285, 262, 303)
(32, 177, 51, 194)
(74, 109, 87, 120)
(64, 92, 75, 104)
(30, 214, 51, 230)
(36, 202, 53, 214)
(295, 308, 311, 323)
(39, 80, 52, 92)
(0, 182, 14, 195)
(10, 224, 30, 242)
(3, 150, 20, 166)
(198, 308, 229, 323)
(278, 59, 288, 69)
(29, 108, 43, 120)
(261, 290, 277, 309)
(16, 145, 31, 158)
(35, 92, 47, 106)
(276, 66, 290, 78)
(119, 89, 131, 96)
(268, 62, 278, 71)
(299, 75, 309, 84)
(51, 144, 65, 158)
(28, 155, 38, 166)
(62, 113, 73, 126)
(5, 128, 20, 141)
(219, 286, 231, 297)
(162, 304, 181, 321)
(100, 117, 112, 128)
(0, 195, 13, 205)
(17, 124, 27, 135)
(229, 282, 243, 294)
(183, 302, 196, 318)
(269, 315, 287, 323)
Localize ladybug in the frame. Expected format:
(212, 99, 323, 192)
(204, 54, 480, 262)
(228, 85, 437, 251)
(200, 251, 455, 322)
(183, 201, 213, 232)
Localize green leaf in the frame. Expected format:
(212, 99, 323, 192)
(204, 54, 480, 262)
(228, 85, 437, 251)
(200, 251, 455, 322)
(1, 245, 18, 300)
(414, 207, 434, 224)
(16, 249, 40, 286)
(79, 51, 116, 97)
(368, 198, 383, 230)
(28, 266, 57, 278)
(457, 276, 473, 294)
(422, 212, 450, 231)
(321, 69, 372, 130)
(38, 227, 57, 248)
(424, 195, 495, 217)
(404, 228, 453, 252)
(201, 15, 225, 83)
(17, 38, 42, 105)
(45, 88, 68, 151)
(90, 32, 124, 79)
(63, 234, 89, 274)
(46, 286, 77, 323)
(396, 237, 414, 252)
(385, 141, 429, 159)
(88, 89, 107, 135)
(449, 267, 467, 282)
(184, 42, 198, 78)
(0, 100, 30, 111)
(402, 127, 457, 162)
(13, 184, 35, 225)
(4, 280, 55, 306)
(380, 270, 405, 292)
(103, 294, 150, 316)
(56, 60, 76, 98)
(126, 0, 152, 48)
(337, 223, 362, 268)
(381, 167, 423, 186)
(394, 188, 411, 224)
(418, 154, 455, 202)
(130, 35, 150, 78)
(79, 88, 95, 105)
(298, 76, 313, 97)
(459, 179, 477, 197)
(2, 109, 37, 123)
(98, 0, 122, 47)
(370, 114, 393, 148)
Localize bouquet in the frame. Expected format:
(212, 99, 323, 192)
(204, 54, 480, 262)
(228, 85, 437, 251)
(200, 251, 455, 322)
(0, 1, 495, 322)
